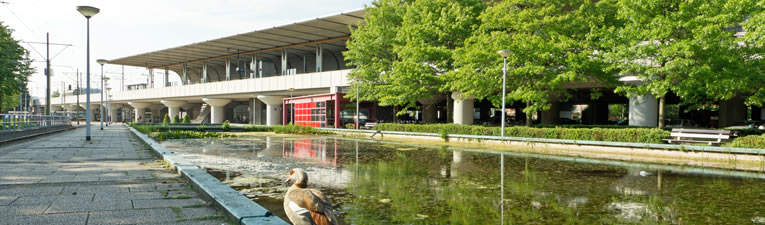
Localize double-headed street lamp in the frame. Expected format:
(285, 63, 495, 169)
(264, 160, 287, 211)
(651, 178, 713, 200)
(77, 5, 99, 141)
(97, 59, 107, 130)
(497, 49, 512, 137)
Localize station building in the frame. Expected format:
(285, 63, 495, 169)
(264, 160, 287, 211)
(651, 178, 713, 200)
(48, 8, 762, 129)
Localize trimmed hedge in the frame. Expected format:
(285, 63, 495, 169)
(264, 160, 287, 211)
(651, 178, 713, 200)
(242, 124, 329, 135)
(725, 134, 765, 149)
(374, 123, 670, 144)
(150, 130, 235, 141)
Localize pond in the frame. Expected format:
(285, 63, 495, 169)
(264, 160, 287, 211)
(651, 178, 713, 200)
(162, 134, 765, 224)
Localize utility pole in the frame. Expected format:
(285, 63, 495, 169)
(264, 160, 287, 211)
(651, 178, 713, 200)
(46, 33, 51, 115)
(76, 68, 80, 125)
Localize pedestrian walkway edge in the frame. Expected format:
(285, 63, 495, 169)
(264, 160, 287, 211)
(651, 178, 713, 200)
(126, 125, 289, 225)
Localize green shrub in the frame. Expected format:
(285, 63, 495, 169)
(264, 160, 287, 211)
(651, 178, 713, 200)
(172, 115, 180, 124)
(162, 115, 170, 126)
(196, 125, 207, 131)
(374, 123, 670, 144)
(132, 124, 156, 135)
(725, 134, 765, 149)
(222, 120, 231, 131)
(182, 115, 191, 124)
(439, 129, 449, 142)
(150, 130, 235, 141)
(345, 123, 355, 129)
(242, 125, 273, 132)
(273, 124, 329, 135)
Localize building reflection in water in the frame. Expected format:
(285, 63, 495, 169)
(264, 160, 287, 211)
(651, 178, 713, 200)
(282, 137, 339, 166)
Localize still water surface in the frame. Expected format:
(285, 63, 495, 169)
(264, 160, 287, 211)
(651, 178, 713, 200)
(163, 135, 765, 224)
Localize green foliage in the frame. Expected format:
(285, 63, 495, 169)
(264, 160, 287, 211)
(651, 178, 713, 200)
(345, 0, 484, 113)
(242, 125, 273, 132)
(448, 0, 614, 127)
(724, 134, 765, 149)
(182, 114, 190, 124)
(345, 123, 355, 129)
(162, 115, 170, 126)
(439, 128, 449, 142)
(375, 123, 669, 143)
(196, 125, 207, 131)
(221, 120, 231, 131)
(0, 22, 33, 112)
(150, 130, 235, 141)
(604, 0, 764, 108)
(172, 115, 180, 124)
(272, 125, 330, 135)
(131, 124, 157, 135)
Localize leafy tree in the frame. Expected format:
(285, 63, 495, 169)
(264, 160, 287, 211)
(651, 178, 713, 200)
(603, 0, 763, 128)
(448, 0, 615, 126)
(345, 0, 484, 113)
(0, 22, 32, 113)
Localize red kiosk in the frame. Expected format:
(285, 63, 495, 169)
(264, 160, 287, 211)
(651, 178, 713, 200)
(283, 93, 376, 128)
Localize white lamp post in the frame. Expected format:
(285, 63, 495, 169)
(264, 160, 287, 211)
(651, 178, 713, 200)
(77, 5, 99, 141)
(97, 59, 107, 130)
(106, 87, 112, 126)
(498, 49, 512, 137)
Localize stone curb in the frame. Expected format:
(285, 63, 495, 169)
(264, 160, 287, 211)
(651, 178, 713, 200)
(126, 125, 289, 225)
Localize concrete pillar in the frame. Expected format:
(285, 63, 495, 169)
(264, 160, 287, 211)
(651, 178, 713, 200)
(128, 102, 151, 123)
(148, 105, 164, 123)
(251, 98, 264, 125)
(719, 98, 746, 128)
(202, 98, 231, 124)
(182, 64, 188, 85)
(418, 96, 444, 123)
(281, 49, 288, 75)
(257, 95, 286, 126)
(202, 61, 208, 83)
(148, 68, 154, 88)
(316, 44, 323, 72)
(451, 92, 475, 125)
(629, 94, 658, 127)
(161, 100, 186, 122)
(164, 67, 169, 87)
(250, 55, 257, 79)
(110, 104, 122, 123)
(225, 58, 231, 81)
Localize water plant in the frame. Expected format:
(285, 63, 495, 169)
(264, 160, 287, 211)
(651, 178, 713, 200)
(222, 120, 231, 131)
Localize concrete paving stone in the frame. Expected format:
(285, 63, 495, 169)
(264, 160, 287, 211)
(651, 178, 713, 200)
(0, 186, 63, 196)
(12, 193, 94, 205)
(0, 196, 17, 205)
(181, 207, 219, 219)
(62, 185, 130, 194)
(87, 208, 181, 224)
(0, 212, 88, 225)
(133, 198, 207, 209)
(0, 203, 50, 216)
(93, 191, 163, 201)
(129, 183, 189, 192)
(46, 199, 133, 213)
(0, 177, 42, 185)
(72, 176, 101, 182)
(140, 219, 227, 225)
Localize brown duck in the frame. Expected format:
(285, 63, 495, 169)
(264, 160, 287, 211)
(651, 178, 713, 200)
(283, 168, 338, 225)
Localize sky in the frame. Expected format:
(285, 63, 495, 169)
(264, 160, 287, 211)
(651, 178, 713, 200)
(0, 0, 373, 99)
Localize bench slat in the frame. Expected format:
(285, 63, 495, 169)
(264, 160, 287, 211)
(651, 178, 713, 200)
(670, 133, 731, 139)
(672, 128, 731, 135)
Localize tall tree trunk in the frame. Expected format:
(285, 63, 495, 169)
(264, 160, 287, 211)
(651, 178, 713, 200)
(525, 101, 532, 127)
(658, 95, 665, 129)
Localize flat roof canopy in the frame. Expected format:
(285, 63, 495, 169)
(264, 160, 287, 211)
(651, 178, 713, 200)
(108, 9, 365, 69)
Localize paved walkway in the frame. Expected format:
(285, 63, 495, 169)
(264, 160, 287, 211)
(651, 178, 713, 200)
(0, 125, 228, 225)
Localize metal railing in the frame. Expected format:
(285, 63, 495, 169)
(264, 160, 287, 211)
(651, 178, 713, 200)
(0, 114, 71, 133)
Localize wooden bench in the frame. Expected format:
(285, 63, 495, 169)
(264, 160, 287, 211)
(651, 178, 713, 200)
(663, 128, 731, 145)
(363, 122, 377, 129)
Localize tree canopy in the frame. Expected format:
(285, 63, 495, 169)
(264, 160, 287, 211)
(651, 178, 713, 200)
(602, 0, 763, 127)
(346, 0, 765, 126)
(345, 0, 484, 112)
(0, 22, 32, 112)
